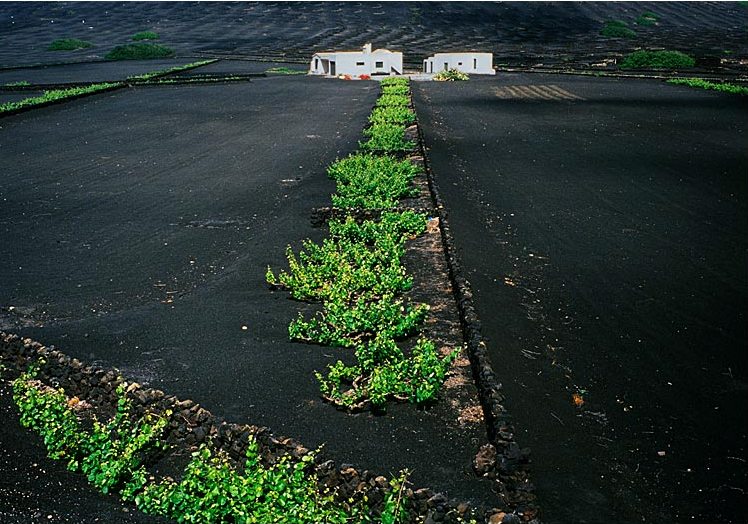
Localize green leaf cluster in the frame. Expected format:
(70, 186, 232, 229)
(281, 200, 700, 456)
(132, 31, 159, 41)
(317, 337, 457, 408)
(368, 106, 416, 125)
(667, 77, 748, 95)
(48, 38, 93, 51)
(12, 367, 410, 522)
(0, 82, 122, 114)
(379, 77, 410, 87)
(134, 439, 351, 523)
(328, 154, 419, 208)
(635, 12, 658, 26)
(376, 94, 410, 107)
(433, 69, 469, 81)
(620, 50, 695, 69)
(601, 20, 637, 38)
(13, 366, 167, 497)
(360, 124, 416, 152)
(381, 85, 410, 96)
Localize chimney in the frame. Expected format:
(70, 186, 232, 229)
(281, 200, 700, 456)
(362, 43, 372, 54)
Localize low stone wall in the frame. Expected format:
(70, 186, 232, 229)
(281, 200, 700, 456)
(0, 331, 482, 523)
(413, 104, 539, 522)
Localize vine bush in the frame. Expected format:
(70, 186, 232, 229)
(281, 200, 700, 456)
(667, 77, 748, 95)
(269, 77, 456, 410)
(327, 154, 420, 209)
(360, 123, 415, 152)
(10, 365, 411, 522)
(0, 82, 122, 115)
(369, 106, 416, 125)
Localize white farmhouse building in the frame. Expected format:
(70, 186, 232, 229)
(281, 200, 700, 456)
(423, 52, 495, 75)
(309, 43, 403, 77)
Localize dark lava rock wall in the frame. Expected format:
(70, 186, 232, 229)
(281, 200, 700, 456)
(0, 2, 746, 67)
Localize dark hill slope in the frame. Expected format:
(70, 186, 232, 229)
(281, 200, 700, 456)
(1, 2, 746, 69)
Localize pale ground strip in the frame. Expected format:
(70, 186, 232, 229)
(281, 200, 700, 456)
(493, 84, 585, 101)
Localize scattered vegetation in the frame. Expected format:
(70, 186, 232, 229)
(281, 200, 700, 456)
(369, 105, 416, 125)
(601, 20, 637, 38)
(10, 364, 412, 522)
(360, 123, 416, 152)
(105, 42, 175, 60)
(4, 80, 30, 87)
(619, 50, 695, 69)
(268, 77, 456, 410)
(127, 59, 216, 81)
(433, 69, 469, 81)
(131, 31, 159, 41)
(13, 364, 168, 495)
(0, 82, 122, 115)
(667, 77, 748, 95)
(635, 11, 659, 26)
(48, 38, 93, 51)
(265, 66, 306, 75)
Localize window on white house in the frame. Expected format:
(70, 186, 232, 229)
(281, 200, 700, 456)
(458, 62, 463, 66)
(315, 58, 319, 69)
(473, 58, 477, 69)
(375, 61, 383, 68)
(444, 62, 448, 71)
(356, 61, 365, 66)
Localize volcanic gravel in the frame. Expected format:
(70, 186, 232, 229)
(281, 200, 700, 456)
(413, 73, 748, 523)
(0, 75, 496, 520)
(0, 2, 746, 69)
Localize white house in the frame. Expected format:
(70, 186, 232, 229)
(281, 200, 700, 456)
(309, 43, 403, 77)
(423, 52, 495, 75)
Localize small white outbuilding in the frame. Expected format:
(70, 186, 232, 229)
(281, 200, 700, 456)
(423, 52, 495, 75)
(309, 43, 403, 77)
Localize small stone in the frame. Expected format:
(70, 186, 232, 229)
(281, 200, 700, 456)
(474, 443, 497, 476)
(489, 513, 506, 524)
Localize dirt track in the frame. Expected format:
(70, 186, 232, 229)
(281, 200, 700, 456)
(413, 73, 748, 523)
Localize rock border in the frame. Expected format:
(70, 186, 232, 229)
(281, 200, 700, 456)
(412, 93, 539, 522)
(0, 332, 485, 523)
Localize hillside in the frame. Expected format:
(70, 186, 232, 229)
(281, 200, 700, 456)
(1, 2, 747, 70)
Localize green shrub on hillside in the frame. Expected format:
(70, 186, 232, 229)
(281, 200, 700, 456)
(49, 38, 93, 51)
(635, 12, 658, 26)
(132, 31, 159, 41)
(601, 20, 637, 38)
(620, 50, 695, 69)
(105, 43, 174, 60)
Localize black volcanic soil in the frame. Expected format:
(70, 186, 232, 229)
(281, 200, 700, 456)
(0, 59, 195, 85)
(413, 74, 748, 523)
(0, 2, 746, 69)
(0, 75, 496, 520)
(0, 380, 172, 524)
